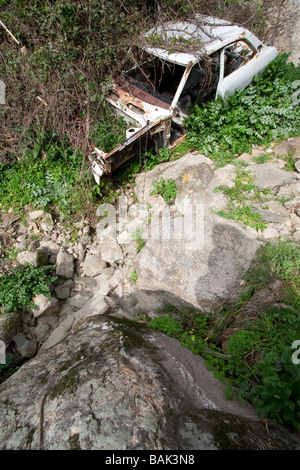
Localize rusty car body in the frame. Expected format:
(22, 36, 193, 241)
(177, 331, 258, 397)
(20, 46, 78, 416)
(89, 15, 277, 184)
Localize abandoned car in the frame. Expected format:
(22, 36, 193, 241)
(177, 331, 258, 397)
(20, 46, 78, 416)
(90, 15, 277, 184)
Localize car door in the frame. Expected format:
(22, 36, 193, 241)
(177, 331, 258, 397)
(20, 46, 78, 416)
(216, 39, 259, 100)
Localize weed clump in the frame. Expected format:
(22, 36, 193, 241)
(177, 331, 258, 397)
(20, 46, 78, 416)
(185, 54, 300, 166)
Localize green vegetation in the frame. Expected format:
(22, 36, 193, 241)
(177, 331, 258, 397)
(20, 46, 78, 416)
(0, 264, 57, 314)
(276, 153, 297, 172)
(252, 153, 273, 164)
(90, 113, 129, 154)
(185, 54, 300, 167)
(0, 130, 98, 216)
(132, 229, 146, 252)
(150, 177, 178, 204)
(149, 240, 300, 429)
(214, 166, 270, 230)
(130, 268, 138, 285)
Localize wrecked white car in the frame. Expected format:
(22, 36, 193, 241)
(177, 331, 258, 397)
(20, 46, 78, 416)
(90, 15, 277, 184)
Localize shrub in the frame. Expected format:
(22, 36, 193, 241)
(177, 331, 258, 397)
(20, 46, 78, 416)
(150, 177, 178, 204)
(185, 54, 300, 166)
(0, 264, 57, 314)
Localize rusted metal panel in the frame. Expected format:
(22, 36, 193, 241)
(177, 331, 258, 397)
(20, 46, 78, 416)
(126, 83, 170, 110)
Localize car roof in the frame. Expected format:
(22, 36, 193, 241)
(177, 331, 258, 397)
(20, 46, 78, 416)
(143, 15, 258, 66)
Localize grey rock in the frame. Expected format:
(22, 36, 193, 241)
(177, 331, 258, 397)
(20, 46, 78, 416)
(292, 229, 300, 241)
(40, 213, 54, 232)
(54, 279, 75, 300)
(82, 225, 91, 235)
(12, 334, 36, 359)
(249, 165, 295, 190)
(100, 237, 124, 264)
(295, 159, 300, 173)
(93, 267, 115, 285)
(74, 276, 97, 288)
(96, 269, 124, 296)
(69, 294, 92, 309)
(16, 234, 27, 243)
(76, 241, 87, 261)
(82, 255, 107, 277)
(0, 311, 22, 345)
(33, 321, 52, 345)
(13, 241, 27, 251)
(273, 136, 300, 157)
(0, 315, 298, 450)
(31, 294, 60, 318)
(260, 226, 279, 240)
(131, 156, 262, 311)
(56, 250, 74, 279)
(214, 164, 236, 188)
(39, 239, 60, 255)
(251, 208, 284, 223)
(21, 310, 37, 328)
(175, 162, 228, 211)
(135, 153, 221, 208)
(81, 235, 92, 245)
(135, 213, 260, 312)
(96, 224, 117, 240)
(17, 250, 48, 268)
(39, 291, 114, 353)
(132, 291, 166, 318)
(28, 210, 45, 221)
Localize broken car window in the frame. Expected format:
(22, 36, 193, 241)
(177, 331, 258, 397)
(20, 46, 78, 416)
(224, 40, 256, 77)
(178, 51, 220, 113)
(119, 51, 185, 109)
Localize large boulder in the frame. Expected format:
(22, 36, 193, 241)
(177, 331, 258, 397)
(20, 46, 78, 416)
(133, 155, 261, 311)
(0, 314, 298, 450)
(135, 213, 260, 311)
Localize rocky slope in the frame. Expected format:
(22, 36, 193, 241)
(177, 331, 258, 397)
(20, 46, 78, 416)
(0, 136, 300, 449)
(264, 0, 300, 65)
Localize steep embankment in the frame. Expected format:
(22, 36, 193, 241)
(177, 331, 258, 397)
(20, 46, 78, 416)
(263, 0, 300, 64)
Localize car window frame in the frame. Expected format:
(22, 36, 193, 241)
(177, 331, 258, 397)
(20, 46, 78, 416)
(216, 38, 258, 99)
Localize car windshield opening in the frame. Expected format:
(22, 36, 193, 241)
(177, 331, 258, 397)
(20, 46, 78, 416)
(177, 52, 220, 114)
(119, 52, 186, 109)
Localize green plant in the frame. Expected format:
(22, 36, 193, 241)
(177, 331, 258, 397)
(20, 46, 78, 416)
(0, 131, 99, 217)
(185, 54, 300, 166)
(149, 308, 211, 356)
(252, 153, 273, 164)
(0, 246, 19, 264)
(253, 347, 300, 428)
(244, 240, 300, 305)
(132, 229, 145, 252)
(130, 268, 138, 285)
(213, 167, 269, 230)
(149, 314, 184, 338)
(216, 204, 268, 231)
(90, 111, 129, 153)
(276, 153, 297, 171)
(0, 264, 57, 314)
(150, 177, 178, 204)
